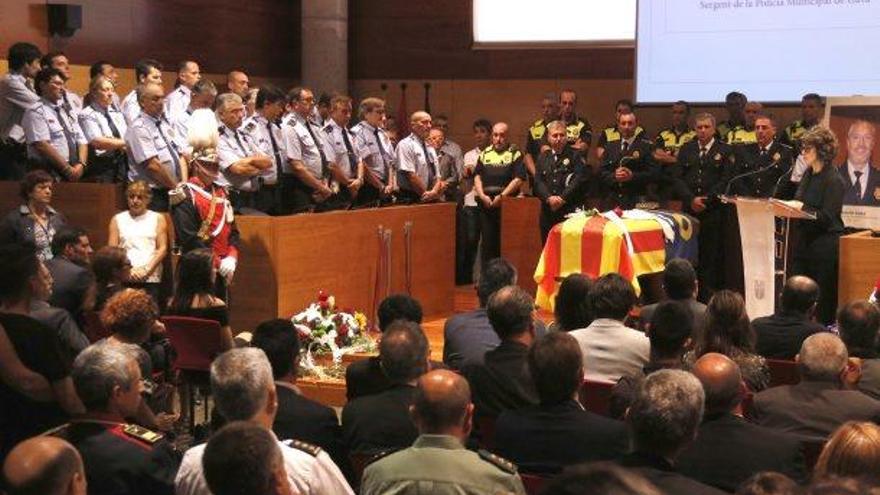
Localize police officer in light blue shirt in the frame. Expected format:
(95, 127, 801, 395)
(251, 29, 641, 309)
(40, 51, 83, 119)
(0, 42, 42, 180)
(242, 85, 287, 215)
(121, 59, 164, 125)
(164, 60, 201, 122)
(22, 68, 88, 181)
(280, 87, 335, 213)
(351, 97, 397, 206)
(322, 95, 365, 206)
(397, 111, 443, 203)
(125, 82, 188, 211)
(78, 74, 127, 182)
(215, 93, 272, 215)
(169, 79, 217, 155)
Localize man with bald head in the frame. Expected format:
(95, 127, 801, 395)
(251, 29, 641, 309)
(361, 369, 526, 495)
(840, 120, 880, 206)
(474, 122, 526, 264)
(164, 60, 201, 121)
(752, 333, 880, 440)
(396, 111, 444, 203)
(3, 436, 86, 495)
(677, 354, 806, 491)
(226, 70, 250, 99)
(753, 275, 825, 359)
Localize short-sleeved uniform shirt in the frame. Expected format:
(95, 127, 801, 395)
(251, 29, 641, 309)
(217, 123, 264, 191)
(0, 73, 40, 143)
(242, 114, 285, 185)
(78, 103, 128, 156)
(163, 85, 191, 122)
(475, 145, 527, 194)
(322, 119, 364, 180)
(125, 112, 185, 188)
(396, 133, 440, 192)
(351, 121, 395, 182)
(23, 97, 87, 167)
(281, 112, 327, 179)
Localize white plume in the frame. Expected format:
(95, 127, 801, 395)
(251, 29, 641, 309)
(187, 108, 219, 151)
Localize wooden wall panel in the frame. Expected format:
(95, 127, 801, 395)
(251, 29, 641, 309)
(0, 0, 301, 79)
(349, 0, 633, 80)
(500, 197, 542, 297)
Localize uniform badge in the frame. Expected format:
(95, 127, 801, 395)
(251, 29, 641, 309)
(714, 153, 721, 161)
(772, 152, 781, 162)
(632, 150, 640, 159)
(875, 187, 880, 201)
(562, 158, 570, 165)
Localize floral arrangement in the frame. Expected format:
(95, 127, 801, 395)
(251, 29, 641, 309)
(292, 290, 375, 379)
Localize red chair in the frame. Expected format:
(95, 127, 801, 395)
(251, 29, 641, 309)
(767, 359, 800, 388)
(521, 472, 551, 495)
(578, 379, 615, 417)
(161, 316, 226, 431)
(82, 311, 111, 343)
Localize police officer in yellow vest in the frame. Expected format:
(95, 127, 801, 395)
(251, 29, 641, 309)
(474, 122, 526, 265)
(726, 101, 762, 145)
(654, 101, 697, 202)
(597, 99, 646, 161)
(524, 92, 559, 178)
(716, 91, 747, 141)
(781, 93, 823, 155)
(558, 89, 592, 159)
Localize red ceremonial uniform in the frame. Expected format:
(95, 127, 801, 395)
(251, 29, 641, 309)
(171, 176, 240, 265)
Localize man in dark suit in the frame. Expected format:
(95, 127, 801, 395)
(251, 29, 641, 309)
(618, 369, 726, 495)
(637, 258, 707, 334)
(462, 285, 539, 420)
(731, 114, 794, 198)
(533, 120, 588, 243)
(752, 333, 880, 440)
(494, 332, 628, 473)
(341, 320, 427, 454)
(837, 301, 880, 400)
(753, 275, 826, 359)
(678, 353, 807, 491)
(839, 120, 880, 206)
(46, 226, 94, 323)
(344, 294, 422, 400)
(599, 112, 658, 209)
(251, 318, 351, 481)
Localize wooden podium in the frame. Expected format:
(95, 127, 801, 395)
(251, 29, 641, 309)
(500, 197, 542, 296)
(839, 230, 880, 305)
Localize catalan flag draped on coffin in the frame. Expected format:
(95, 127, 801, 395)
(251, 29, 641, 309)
(534, 209, 700, 310)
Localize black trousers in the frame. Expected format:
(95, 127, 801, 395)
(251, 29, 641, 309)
(792, 233, 840, 325)
(478, 202, 502, 266)
(456, 205, 481, 285)
(695, 206, 725, 302)
(255, 184, 281, 215)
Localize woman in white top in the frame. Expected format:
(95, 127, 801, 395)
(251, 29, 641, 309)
(108, 180, 167, 302)
(78, 74, 128, 182)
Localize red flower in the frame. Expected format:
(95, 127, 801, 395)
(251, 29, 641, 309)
(317, 290, 328, 302)
(319, 300, 329, 311)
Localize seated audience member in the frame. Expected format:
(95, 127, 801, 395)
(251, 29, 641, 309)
(549, 273, 593, 332)
(30, 284, 88, 362)
(445, 258, 546, 370)
(345, 293, 424, 400)
(202, 422, 293, 495)
(753, 276, 825, 359)
(619, 369, 726, 495)
(735, 472, 800, 495)
(837, 300, 880, 400)
(251, 318, 350, 477)
(78, 74, 127, 183)
(0, 170, 66, 261)
(167, 248, 235, 350)
(55, 343, 178, 495)
(0, 244, 83, 459)
(804, 477, 878, 495)
(46, 226, 94, 322)
(494, 332, 628, 473)
(342, 321, 427, 454)
(463, 285, 539, 419)
(570, 273, 649, 383)
(752, 333, 880, 440)
(539, 462, 662, 495)
(637, 258, 706, 335)
(2, 436, 87, 495)
(108, 180, 168, 303)
(611, 301, 693, 419)
(361, 370, 526, 495)
(684, 290, 770, 391)
(814, 421, 880, 483)
(175, 348, 352, 495)
(677, 353, 807, 491)
(91, 246, 131, 311)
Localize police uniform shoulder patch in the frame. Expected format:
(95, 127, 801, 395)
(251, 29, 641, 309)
(243, 121, 256, 132)
(772, 152, 781, 162)
(285, 439, 322, 457)
(478, 449, 518, 474)
(363, 448, 401, 467)
(122, 423, 163, 444)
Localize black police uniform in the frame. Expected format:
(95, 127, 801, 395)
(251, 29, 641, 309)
(533, 145, 587, 243)
(655, 126, 696, 200)
(731, 141, 794, 198)
(780, 120, 816, 155)
(563, 115, 593, 154)
(597, 124, 646, 154)
(673, 139, 736, 299)
(49, 418, 180, 495)
(525, 119, 549, 164)
(599, 136, 658, 209)
(475, 145, 526, 265)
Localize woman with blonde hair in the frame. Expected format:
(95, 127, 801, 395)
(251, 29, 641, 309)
(814, 421, 880, 481)
(78, 74, 127, 182)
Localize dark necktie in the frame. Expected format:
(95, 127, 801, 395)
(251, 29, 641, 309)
(303, 120, 329, 178)
(232, 129, 249, 156)
(621, 140, 629, 153)
(102, 108, 121, 138)
(373, 127, 389, 176)
(420, 139, 436, 187)
(154, 119, 181, 179)
(265, 121, 283, 176)
(340, 127, 358, 176)
(760, 147, 767, 158)
(699, 146, 707, 160)
(53, 106, 78, 164)
(854, 170, 864, 198)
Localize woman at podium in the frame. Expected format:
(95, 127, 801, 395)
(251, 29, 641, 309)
(782, 127, 845, 324)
